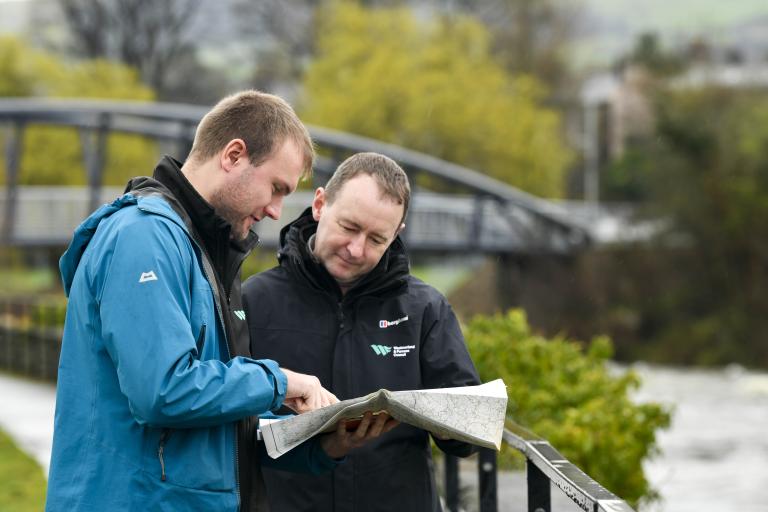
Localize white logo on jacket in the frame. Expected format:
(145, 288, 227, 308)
(379, 315, 409, 328)
(138, 271, 158, 283)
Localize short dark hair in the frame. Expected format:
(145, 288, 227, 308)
(324, 152, 410, 223)
(188, 90, 314, 178)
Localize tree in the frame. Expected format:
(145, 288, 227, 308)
(648, 87, 768, 366)
(452, 0, 583, 94)
(301, 1, 572, 197)
(601, 85, 768, 367)
(231, 0, 320, 94)
(0, 37, 157, 187)
(32, 0, 204, 100)
(625, 32, 685, 76)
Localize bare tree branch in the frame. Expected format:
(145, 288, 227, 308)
(53, 0, 204, 95)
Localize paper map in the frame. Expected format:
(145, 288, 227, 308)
(260, 379, 508, 459)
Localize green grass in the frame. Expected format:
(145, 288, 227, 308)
(0, 428, 46, 511)
(0, 268, 58, 295)
(411, 264, 473, 296)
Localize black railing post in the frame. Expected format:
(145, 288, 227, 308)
(478, 447, 498, 512)
(444, 454, 459, 512)
(527, 458, 551, 512)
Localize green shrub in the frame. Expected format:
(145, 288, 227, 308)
(465, 309, 671, 507)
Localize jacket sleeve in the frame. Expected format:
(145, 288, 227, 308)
(93, 213, 287, 428)
(420, 290, 481, 458)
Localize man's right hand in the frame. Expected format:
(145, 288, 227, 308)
(281, 368, 338, 414)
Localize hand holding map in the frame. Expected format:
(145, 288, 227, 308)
(260, 379, 508, 459)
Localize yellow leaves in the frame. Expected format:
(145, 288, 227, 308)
(301, 4, 572, 197)
(0, 36, 157, 186)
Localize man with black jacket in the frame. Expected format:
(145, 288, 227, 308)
(242, 152, 481, 512)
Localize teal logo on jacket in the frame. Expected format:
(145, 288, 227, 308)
(370, 345, 392, 356)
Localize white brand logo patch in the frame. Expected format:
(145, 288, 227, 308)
(138, 271, 158, 283)
(379, 315, 409, 328)
(234, 310, 246, 321)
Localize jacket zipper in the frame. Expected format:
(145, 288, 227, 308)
(158, 428, 171, 481)
(134, 184, 249, 507)
(198, 257, 240, 507)
(337, 302, 345, 330)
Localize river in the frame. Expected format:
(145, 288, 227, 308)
(628, 363, 768, 512)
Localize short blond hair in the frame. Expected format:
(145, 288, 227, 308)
(188, 90, 314, 178)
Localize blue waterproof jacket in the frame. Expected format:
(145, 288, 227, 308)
(46, 168, 336, 511)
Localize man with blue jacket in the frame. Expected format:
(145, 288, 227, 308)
(46, 91, 394, 511)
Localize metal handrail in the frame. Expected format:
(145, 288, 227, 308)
(445, 421, 636, 512)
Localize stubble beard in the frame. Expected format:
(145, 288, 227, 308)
(210, 184, 252, 242)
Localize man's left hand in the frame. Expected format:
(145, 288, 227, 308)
(319, 411, 400, 459)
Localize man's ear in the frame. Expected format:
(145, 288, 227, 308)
(220, 139, 247, 173)
(312, 187, 326, 221)
(395, 222, 405, 237)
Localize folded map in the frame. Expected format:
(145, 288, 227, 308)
(260, 379, 508, 459)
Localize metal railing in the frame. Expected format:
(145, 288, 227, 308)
(0, 187, 565, 254)
(0, 98, 592, 255)
(443, 424, 635, 512)
(0, 296, 636, 512)
(0, 296, 65, 382)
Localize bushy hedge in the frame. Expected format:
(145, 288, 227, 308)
(464, 309, 670, 507)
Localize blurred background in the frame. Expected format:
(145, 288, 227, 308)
(1, 0, 767, 511)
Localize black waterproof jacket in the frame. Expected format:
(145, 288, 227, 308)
(242, 209, 481, 512)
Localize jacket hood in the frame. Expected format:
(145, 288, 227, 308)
(277, 207, 409, 300)
(59, 175, 179, 297)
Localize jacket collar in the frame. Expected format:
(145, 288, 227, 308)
(126, 156, 259, 291)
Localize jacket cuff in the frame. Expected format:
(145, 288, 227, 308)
(310, 437, 346, 471)
(255, 359, 287, 410)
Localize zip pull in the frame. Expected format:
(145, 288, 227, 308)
(337, 303, 345, 329)
(158, 445, 166, 481)
(158, 429, 170, 481)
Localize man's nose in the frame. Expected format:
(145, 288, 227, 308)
(264, 198, 283, 220)
(347, 235, 365, 259)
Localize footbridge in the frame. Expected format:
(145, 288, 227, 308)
(0, 98, 593, 254)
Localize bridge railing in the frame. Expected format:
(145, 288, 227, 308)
(0, 98, 593, 255)
(0, 187, 557, 253)
(1, 296, 637, 512)
(444, 425, 636, 512)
